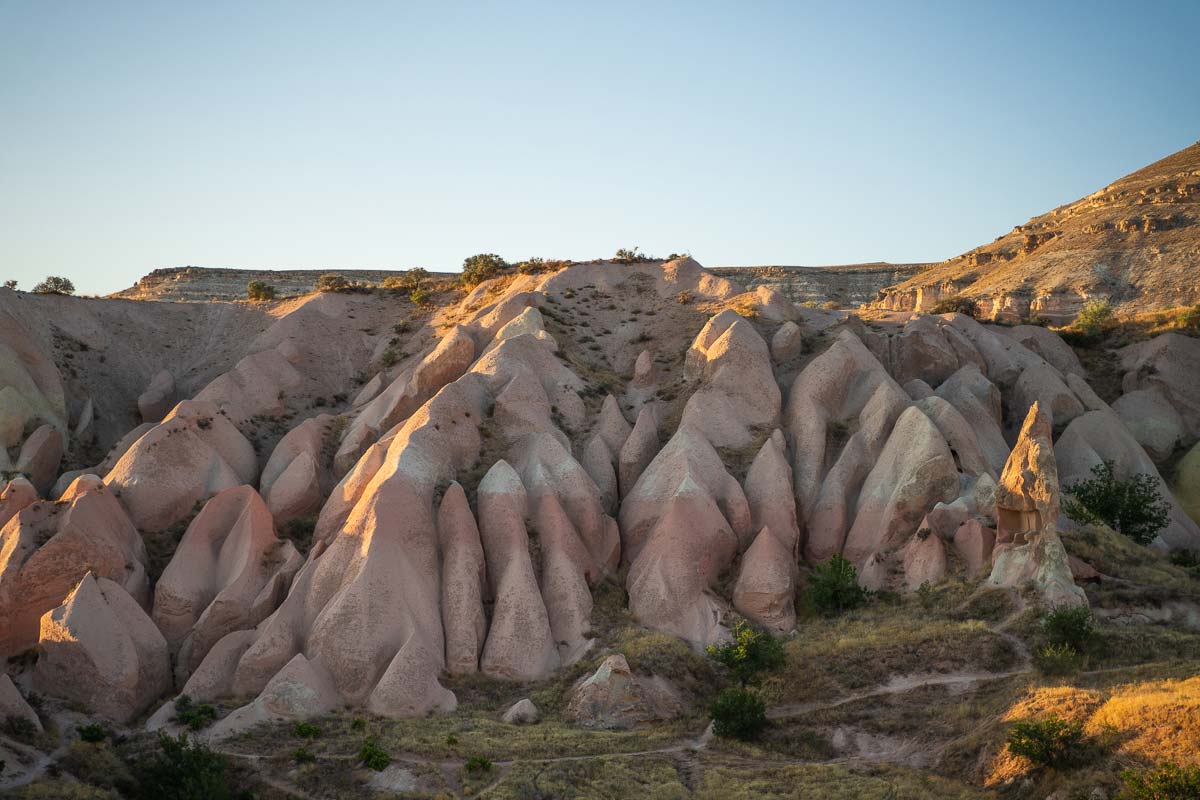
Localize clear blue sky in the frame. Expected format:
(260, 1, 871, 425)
(3, 1, 1198, 295)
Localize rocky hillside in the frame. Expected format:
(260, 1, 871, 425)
(113, 266, 458, 302)
(873, 140, 1200, 322)
(2, 258, 1199, 798)
(711, 262, 927, 307)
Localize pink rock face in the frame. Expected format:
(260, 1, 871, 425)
(743, 430, 801, 556)
(477, 461, 559, 680)
(888, 314, 964, 388)
(619, 424, 750, 566)
(771, 321, 805, 363)
(1111, 388, 1185, 462)
(627, 478, 739, 648)
(680, 315, 780, 448)
(436, 482, 487, 675)
(34, 574, 170, 723)
(336, 325, 476, 473)
(104, 399, 258, 531)
(261, 414, 334, 525)
(902, 530, 947, 592)
(1011, 363, 1086, 432)
(842, 406, 960, 564)
(208, 652, 346, 739)
(953, 520, 996, 575)
(0, 673, 41, 733)
(565, 654, 656, 729)
(15, 424, 64, 495)
(1118, 332, 1200, 439)
(915, 396, 997, 479)
(595, 395, 632, 456)
(0, 476, 37, 529)
(581, 435, 618, 514)
(532, 490, 595, 663)
(153, 486, 301, 682)
(733, 527, 796, 633)
(195, 347, 306, 425)
(0, 476, 148, 657)
(138, 369, 176, 423)
(1055, 409, 1200, 552)
(618, 405, 659, 500)
(785, 331, 909, 562)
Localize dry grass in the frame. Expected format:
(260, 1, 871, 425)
(695, 761, 992, 799)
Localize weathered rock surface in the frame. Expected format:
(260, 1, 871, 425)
(138, 369, 176, 423)
(0, 476, 148, 657)
(502, 697, 540, 724)
(437, 482, 487, 675)
(14, 424, 63, 495)
(0, 673, 41, 733)
(34, 574, 170, 723)
(565, 654, 679, 729)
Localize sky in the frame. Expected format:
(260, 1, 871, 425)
(2, 1, 1199, 296)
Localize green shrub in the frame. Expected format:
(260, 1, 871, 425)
(32, 276, 75, 295)
(1177, 304, 1200, 334)
(460, 253, 508, 286)
(1064, 460, 1171, 545)
(293, 721, 321, 739)
(1119, 763, 1200, 799)
(1033, 643, 1082, 676)
(293, 746, 316, 764)
(350, 717, 366, 731)
(808, 554, 869, 615)
(77, 723, 109, 742)
(465, 755, 493, 773)
(1040, 606, 1095, 651)
(1074, 298, 1115, 335)
(710, 687, 768, 741)
(136, 733, 232, 800)
(706, 620, 785, 684)
(409, 286, 431, 306)
(246, 280, 275, 301)
(314, 273, 349, 292)
(5, 714, 38, 741)
(173, 695, 217, 731)
(1005, 716, 1086, 767)
(359, 737, 390, 771)
(55, 740, 135, 794)
(1168, 550, 1200, 578)
(929, 296, 979, 317)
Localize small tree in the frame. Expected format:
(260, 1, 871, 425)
(1040, 606, 1095, 651)
(136, 733, 232, 800)
(706, 620, 786, 684)
(710, 687, 768, 740)
(2, 280, 16, 290)
(1064, 460, 1171, 545)
(246, 280, 276, 301)
(314, 273, 349, 292)
(32, 276, 75, 295)
(1074, 298, 1115, 335)
(929, 296, 979, 317)
(409, 286, 431, 307)
(1120, 763, 1200, 800)
(808, 554, 869, 615)
(460, 254, 508, 287)
(1006, 716, 1085, 767)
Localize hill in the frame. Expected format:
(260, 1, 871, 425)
(873, 141, 1200, 322)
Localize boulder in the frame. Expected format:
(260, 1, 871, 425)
(0, 476, 148, 657)
(1111, 389, 1185, 462)
(34, 574, 170, 723)
(1011, 363, 1085, 432)
(935, 365, 1008, 476)
(14, 424, 63, 495)
(207, 653, 344, 739)
(890, 314, 962, 388)
(953, 520, 996, 575)
(152, 486, 301, 682)
(902, 529, 947, 592)
(437, 482, 487, 675)
(915, 395, 997, 478)
(1008, 326, 1084, 377)
(138, 369, 176, 423)
(1118, 333, 1200, 439)
(565, 655, 655, 730)
(502, 697, 540, 725)
(0, 476, 37, 529)
(770, 321, 805, 362)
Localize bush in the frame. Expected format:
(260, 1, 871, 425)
(460, 253, 508, 287)
(1119, 763, 1200, 799)
(55, 740, 135, 794)
(1005, 716, 1086, 767)
(136, 733, 232, 800)
(409, 287, 431, 306)
(246, 280, 275, 301)
(465, 755, 493, 773)
(383, 268, 430, 293)
(929, 296, 979, 317)
(706, 620, 785, 684)
(172, 695, 218, 731)
(1033, 643, 1082, 676)
(808, 554, 869, 615)
(3, 280, 16, 290)
(32, 276, 75, 295)
(1064, 460, 1171, 545)
(77, 723, 108, 742)
(293, 721, 321, 739)
(5, 714, 38, 741)
(1041, 606, 1095, 651)
(1177, 304, 1200, 334)
(293, 746, 316, 764)
(676, 290, 693, 305)
(1074, 298, 1115, 335)
(359, 737, 390, 771)
(710, 687, 767, 741)
(314, 273, 349, 292)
